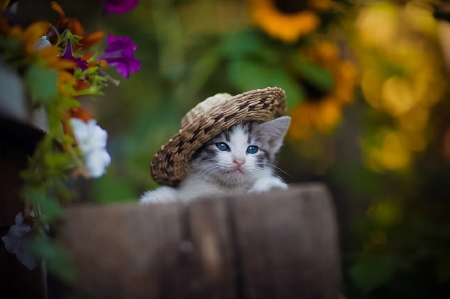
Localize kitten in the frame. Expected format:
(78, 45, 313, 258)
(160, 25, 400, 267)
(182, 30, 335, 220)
(140, 116, 291, 203)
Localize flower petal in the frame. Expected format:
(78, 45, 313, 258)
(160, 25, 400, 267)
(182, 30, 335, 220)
(102, 0, 138, 14)
(2, 212, 42, 270)
(79, 31, 105, 49)
(100, 34, 141, 78)
(85, 148, 111, 178)
(50, 1, 66, 27)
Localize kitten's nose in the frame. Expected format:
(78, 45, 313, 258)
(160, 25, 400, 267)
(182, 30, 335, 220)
(233, 157, 245, 167)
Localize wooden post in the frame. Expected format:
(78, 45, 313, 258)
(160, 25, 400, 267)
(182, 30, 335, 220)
(59, 183, 340, 299)
(0, 117, 45, 299)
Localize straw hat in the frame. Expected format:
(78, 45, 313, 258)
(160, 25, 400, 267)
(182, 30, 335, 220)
(151, 87, 287, 186)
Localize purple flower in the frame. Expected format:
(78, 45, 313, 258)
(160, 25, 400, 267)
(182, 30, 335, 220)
(61, 40, 88, 71)
(2, 212, 42, 270)
(101, 0, 138, 14)
(100, 34, 141, 78)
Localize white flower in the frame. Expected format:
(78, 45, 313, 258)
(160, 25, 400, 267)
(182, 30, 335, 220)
(1, 212, 42, 270)
(70, 118, 111, 178)
(85, 148, 112, 178)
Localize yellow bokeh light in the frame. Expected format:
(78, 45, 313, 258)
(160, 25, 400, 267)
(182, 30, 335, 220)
(356, 3, 397, 49)
(398, 106, 429, 133)
(367, 200, 403, 227)
(379, 132, 411, 170)
(401, 130, 427, 152)
(403, 1, 438, 37)
(381, 76, 418, 117)
(363, 131, 413, 171)
(361, 69, 383, 109)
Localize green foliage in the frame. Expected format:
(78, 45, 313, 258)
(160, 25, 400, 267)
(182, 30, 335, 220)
(7, 19, 119, 286)
(25, 65, 58, 104)
(291, 56, 334, 92)
(92, 172, 135, 203)
(220, 30, 278, 63)
(0, 35, 21, 59)
(220, 30, 305, 107)
(349, 254, 407, 293)
(32, 237, 77, 283)
(183, 45, 222, 100)
(369, 200, 403, 228)
(228, 59, 303, 108)
(22, 189, 63, 221)
(73, 66, 108, 97)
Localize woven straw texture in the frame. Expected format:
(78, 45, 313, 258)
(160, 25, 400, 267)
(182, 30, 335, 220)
(151, 87, 287, 186)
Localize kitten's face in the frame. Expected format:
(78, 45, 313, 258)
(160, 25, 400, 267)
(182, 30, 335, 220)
(189, 116, 291, 186)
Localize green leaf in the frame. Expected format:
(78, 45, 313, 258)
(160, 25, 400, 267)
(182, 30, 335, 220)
(32, 238, 77, 283)
(44, 152, 72, 173)
(0, 35, 21, 51)
(220, 30, 277, 63)
(80, 66, 100, 77)
(349, 255, 403, 293)
(221, 30, 263, 58)
(292, 56, 334, 92)
(184, 45, 221, 100)
(38, 197, 63, 220)
(228, 59, 303, 108)
(25, 65, 58, 104)
(22, 189, 63, 221)
(93, 172, 136, 203)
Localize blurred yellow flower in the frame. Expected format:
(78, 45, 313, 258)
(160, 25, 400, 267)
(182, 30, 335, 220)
(248, 0, 331, 43)
(7, 21, 48, 54)
(4, 19, 76, 94)
(357, 3, 444, 115)
(363, 131, 412, 171)
(356, 2, 446, 170)
(37, 46, 76, 94)
(288, 41, 357, 139)
(289, 98, 342, 139)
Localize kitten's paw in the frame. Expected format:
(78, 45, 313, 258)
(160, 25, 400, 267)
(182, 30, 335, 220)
(248, 177, 288, 194)
(139, 187, 179, 204)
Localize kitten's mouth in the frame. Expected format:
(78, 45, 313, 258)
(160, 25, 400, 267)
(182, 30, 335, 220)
(225, 167, 244, 174)
(233, 167, 244, 174)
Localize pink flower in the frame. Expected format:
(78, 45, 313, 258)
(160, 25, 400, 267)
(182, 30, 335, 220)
(100, 34, 141, 78)
(101, 0, 138, 14)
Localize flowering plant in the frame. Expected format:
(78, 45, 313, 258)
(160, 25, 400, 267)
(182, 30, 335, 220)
(0, 0, 140, 281)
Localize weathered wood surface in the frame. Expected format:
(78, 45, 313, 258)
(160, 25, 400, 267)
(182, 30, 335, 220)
(59, 183, 340, 299)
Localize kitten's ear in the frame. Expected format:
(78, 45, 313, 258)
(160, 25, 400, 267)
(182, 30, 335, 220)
(255, 116, 291, 153)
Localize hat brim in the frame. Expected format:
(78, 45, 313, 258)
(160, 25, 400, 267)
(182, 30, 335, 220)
(150, 87, 287, 187)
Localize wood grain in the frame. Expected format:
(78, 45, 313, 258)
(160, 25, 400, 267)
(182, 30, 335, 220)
(59, 183, 339, 299)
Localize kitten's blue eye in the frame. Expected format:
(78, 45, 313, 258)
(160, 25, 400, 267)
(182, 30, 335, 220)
(216, 142, 229, 151)
(247, 146, 258, 154)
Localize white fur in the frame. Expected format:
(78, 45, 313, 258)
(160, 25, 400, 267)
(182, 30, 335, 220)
(247, 176, 288, 194)
(140, 116, 291, 204)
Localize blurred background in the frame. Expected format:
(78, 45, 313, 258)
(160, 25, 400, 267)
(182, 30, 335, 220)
(19, 0, 450, 297)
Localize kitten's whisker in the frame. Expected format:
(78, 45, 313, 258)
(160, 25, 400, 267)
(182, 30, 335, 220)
(200, 167, 219, 177)
(250, 168, 284, 181)
(255, 163, 293, 178)
(195, 164, 221, 182)
(247, 169, 266, 181)
(194, 163, 219, 173)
